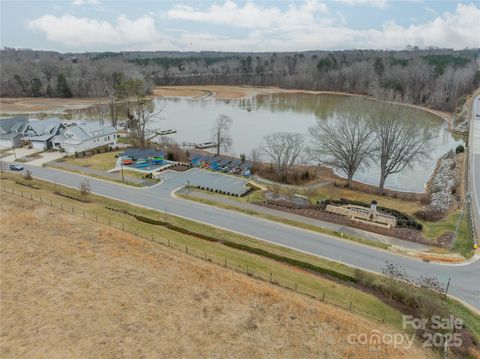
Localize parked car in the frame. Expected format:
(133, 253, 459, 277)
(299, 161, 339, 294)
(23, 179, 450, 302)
(9, 164, 24, 171)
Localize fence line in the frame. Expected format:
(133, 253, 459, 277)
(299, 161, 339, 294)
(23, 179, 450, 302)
(1, 185, 387, 323)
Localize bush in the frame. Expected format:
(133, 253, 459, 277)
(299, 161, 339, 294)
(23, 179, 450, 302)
(455, 145, 465, 154)
(134, 215, 168, 226)
(414, 209, 445, 222)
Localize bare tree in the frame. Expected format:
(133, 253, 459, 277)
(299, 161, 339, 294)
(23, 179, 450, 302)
(211, 114, 233, 155)
(263, 132, 304, 183)
(79, 179, 91, 196)
(382, 261, 409, 301)
(308, 104, 374, 188)
(23, 170, 32, 180)
(373, 106, 433, 193)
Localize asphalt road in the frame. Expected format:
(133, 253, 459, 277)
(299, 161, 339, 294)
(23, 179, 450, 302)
(470, 96, 480, 241)
(2, 162, 479, 310)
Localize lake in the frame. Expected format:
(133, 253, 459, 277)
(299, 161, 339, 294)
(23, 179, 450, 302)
(151, 93, 463, 192)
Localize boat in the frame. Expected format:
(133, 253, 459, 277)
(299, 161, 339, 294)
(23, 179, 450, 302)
(195, 142, 217, 149)
(156, 129, 177, 136)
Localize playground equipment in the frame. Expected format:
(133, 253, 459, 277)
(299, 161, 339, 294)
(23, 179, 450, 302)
(135, 159, 149, 168)
(121, 157, 133, 165)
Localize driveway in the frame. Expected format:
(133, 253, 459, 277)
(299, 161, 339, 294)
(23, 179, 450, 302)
(27, 151, 65, 166)
(1, 148, 42, 162)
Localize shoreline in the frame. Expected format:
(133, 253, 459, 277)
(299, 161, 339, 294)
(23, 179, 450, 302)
(1, 85, 453, 125)
(153, 85, 453, 125)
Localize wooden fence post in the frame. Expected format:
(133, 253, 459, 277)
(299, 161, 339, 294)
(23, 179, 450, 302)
(322, 292, 325, 301)
(270, 272, 272, 283)
(186, 244, 188, 253)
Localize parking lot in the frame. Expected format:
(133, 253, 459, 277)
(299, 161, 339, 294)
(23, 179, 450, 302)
(157, 168, 250, 196)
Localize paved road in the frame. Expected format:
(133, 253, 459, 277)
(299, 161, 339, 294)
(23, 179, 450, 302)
(470, 95, 480, 241)
(178, 187, 429, 251)
(2, 163, 479, 310)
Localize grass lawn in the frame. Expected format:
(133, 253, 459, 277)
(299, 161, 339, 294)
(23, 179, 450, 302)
(63, 150, 121, 171)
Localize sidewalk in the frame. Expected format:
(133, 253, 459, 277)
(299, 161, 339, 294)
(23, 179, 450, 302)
(177, 187, 430, 251)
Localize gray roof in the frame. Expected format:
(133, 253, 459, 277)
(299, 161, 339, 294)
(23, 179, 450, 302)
(53, 121, 116, 145)
(0, 116, 28, 135)
(23, 118, 63, 138)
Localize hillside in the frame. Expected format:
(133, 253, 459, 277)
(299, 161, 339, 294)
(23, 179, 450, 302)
(0, 192, 438, 358)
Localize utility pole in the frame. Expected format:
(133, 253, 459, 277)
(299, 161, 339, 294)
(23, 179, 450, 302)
(12, 144, 17, 161)
(444, 277, 451, 298)
(120, 161, 125, 183)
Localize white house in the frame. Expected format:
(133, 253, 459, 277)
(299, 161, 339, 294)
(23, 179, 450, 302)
(22, 118, 65, 150)
(0, 116, 28, 150)
(53, 121, 117, 154)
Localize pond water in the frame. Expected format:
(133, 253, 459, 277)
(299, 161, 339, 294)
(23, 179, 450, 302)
(151, 93, 463, 192)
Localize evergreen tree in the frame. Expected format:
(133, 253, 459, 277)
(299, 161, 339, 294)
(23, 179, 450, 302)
(56, 73, 72, 97)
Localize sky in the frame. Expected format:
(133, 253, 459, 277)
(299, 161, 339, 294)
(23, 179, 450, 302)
(1, 0, 479, 52)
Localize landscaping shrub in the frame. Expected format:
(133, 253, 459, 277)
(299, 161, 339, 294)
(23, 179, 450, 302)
(327, 198, 421, 229)
(15, 181, 39, 189)
(456, 144, 465, 154)
(224, 241, 357, 283)
(414, 209, 446, 222)
(134, 215, 168, 226)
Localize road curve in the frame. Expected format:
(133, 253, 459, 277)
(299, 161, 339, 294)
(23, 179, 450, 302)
(2, 162, 479, 310)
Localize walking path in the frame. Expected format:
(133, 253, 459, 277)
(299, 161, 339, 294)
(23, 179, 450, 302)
(177, 188, 429, 251)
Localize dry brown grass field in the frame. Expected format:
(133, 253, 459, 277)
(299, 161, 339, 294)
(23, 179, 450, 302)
(0, 192, 438, 359)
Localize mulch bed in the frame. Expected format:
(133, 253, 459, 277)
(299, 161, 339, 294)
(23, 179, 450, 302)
(169, 164, 191, 172)
(256, 201, 449, 247)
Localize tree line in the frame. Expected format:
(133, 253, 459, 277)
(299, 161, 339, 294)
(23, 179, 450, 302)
(1, 47, 478, 112)
(212, 98, 433, 192)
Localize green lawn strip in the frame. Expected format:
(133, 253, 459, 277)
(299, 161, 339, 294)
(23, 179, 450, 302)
(445, 298, 480, 341)
(421, 210, 474, 258)
(62, 151, 121, 171)
(451, 211, 475, 258)
(177, 192, 391, 250)
(45, 162, 144, 187)
(0, 173, 402, 327)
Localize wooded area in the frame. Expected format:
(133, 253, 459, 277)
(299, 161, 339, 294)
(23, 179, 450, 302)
(1, 47, 478, 111)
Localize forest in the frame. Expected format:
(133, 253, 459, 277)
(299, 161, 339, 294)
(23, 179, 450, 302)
(1, 47, 478, 112)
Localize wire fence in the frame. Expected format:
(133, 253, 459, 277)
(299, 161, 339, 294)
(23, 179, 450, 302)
(1, 184, 391, 324)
